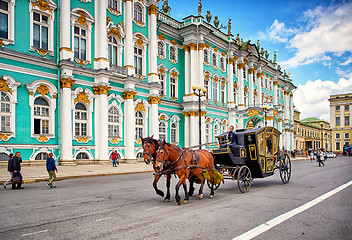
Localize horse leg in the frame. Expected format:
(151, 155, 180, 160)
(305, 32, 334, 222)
(164, 174, 171, 202)
(209, 170, 215, 199)
(153, 175, 164, 197)
(182, 183, 189, 203)
(175, 174, 188, 205)
(198, 174, 205, 200)
(188, 176, 195, 197)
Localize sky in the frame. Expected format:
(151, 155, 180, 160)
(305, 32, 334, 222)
(159, 0, 352, 122)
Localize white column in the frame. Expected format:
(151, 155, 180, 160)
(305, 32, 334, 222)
(189, 43, 197, 90)
(190, 112, 197, 147)
(60, 0, 73, 60)
(94, 0, 109, 69)
(123, 90, 136, 159)
(60, 77, 74, 160)
(227, 58, 234, 108)
(148, 5, 158, 83)
(148, 97, 160, 139)
(237, 61, 245, 110)
(198, 44, 204, 87)
(124, 0, 134, 75)
(184, 46, 190, 95)
(278, 119, 283, 149)
(273, 78, 278, 105)
(258, 73, 263, 105)
(248, 67, 254, 107)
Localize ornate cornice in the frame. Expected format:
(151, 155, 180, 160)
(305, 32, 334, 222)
(60, 78, 75, 89)
(148, 96, 161, 104)
(123, 91, 136, 99)
(93, 85, 111, 95)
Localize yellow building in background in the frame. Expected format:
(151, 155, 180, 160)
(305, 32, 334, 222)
(329, 93, 352, 154)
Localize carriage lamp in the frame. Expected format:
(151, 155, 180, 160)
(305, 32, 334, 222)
(192, 85, 206, 149)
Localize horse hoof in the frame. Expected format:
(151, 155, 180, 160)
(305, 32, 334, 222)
(209, 195, 214, 199)
(164, 199, 169, 203)
(183, 200, 188, 204)
(177, 201, 181, 205)
(198, 194, 203, 200)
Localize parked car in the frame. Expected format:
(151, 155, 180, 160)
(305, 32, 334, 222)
(326, 152, 337, 158)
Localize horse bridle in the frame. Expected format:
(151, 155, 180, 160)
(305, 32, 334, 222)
(155, 145, 187, 171)
(142, 140, 155, 164)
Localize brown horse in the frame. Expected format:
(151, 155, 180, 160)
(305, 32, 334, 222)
(155, 141, 215, 205)
(141, 136, 172, 202)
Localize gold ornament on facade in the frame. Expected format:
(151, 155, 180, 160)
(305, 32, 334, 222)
(37, 135, 49, 143)
(36, 48, 48, 57)
(60, 78, 75, 88)
(204, 72, 210, 80)
(106, 15, 111, 24)
(170, 71, 178, 78)
(198, 43, 204, 50)
(59, 47, 73, 53)
(201, 111, 207, 116)
(205, 43, 210, 48)
(273, 108, 278, 117)
(247, 120, 254, 129)
(135, 35, 144, 48)
(0, 133, 10, 141)
(244, 86, 248, 93)
(189, 111, 198, 116)
(74, 58, 89, 66)
(75, 11, 88, 27)
(135, 102, 146, 112)
(182, 111, 190, 117)
(221, 52, 226, 57)
(76, 137, 89, 143)
(213, 77, 219, 83)
(233, 82, 238, 89)
(52, 94, 57, 99)
(183, 45, 190, 52)
(158, 34, 166, 41)
(31, 0, 53, 17)
(248, 68, 256, 74)
(254, 90, 257, 96)
(107, 27, 122, 42)
(123, 91, 136, 99)
(75, 92, 90, 105)
(237, 63, 244, 69)
(0, 39, 8, 47)
(160, 115, 165, 120)
(37, 84, 49, 96)
(108, 8, 120, 16)
(284, 90, 289, 95)
(189, 43, 197, 51)
(221, 79, 226, 85)
(247, 109, 259, 117)
(148, 96, 160, 104)
(158, 68, 165, 74)
(93, 85, 111, 95)
(170, 59, 177, 64)
(110, 138, 120, 144)
(171, 39, 178, 45)
(273, 81, 278, 86)
(213, 46, 218, 52)
(148, 5, 158, 15)
(257, 72, 264, 78)
(29, 91, 34, 96)
(0, 78, 12, 93)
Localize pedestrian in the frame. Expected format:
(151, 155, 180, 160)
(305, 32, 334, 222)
(8, 152, 23, 190)
(3, 153, 14, 189)
(46, 153, 58, 188)
(115, 150, 120, 165)
(318, 150, 325, 167)
(310, 151, 314, 163)
(112, 150, 117, 167)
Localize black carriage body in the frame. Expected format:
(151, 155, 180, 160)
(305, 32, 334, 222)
(212, 127, 281, 179)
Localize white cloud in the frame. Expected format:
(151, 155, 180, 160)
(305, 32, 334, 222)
(279, 2, 352, 68)
(293, 77, 352, 121)
(258, 19, 296, 44)
(341, 56, 352, 66)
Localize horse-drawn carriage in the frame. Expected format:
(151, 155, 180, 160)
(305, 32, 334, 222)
(210, 126, 291, 193)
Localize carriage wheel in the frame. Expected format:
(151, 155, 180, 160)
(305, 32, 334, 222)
(206, 180, 221, 190)
(237, 166, 252, 193)
(279, 154, 291, 184)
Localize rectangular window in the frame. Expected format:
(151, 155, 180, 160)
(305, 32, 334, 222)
(336, 142, 340, 150)
(336, 133, 340, 139)
(213, 82, 218, 102)
(0, 115, 10, 132)
(0, 1, 9, 39)
(345, 133, 350, 139)
(170, 77, 176, 98)
(134, 47, 143, 75)
(1, 102, 10, 112)
(74, 27, 87, 60)
(42, 119, 49, 134)
(345, 105, 350, 111)
(345, 116, 350, 126)
(34, 118, 41, 134)
(336, 106, 340, 111)
(32, 12, 48, 50)
(108, 125, 119, 138)
(336, 117, 340, 126)
(75, 123, 80, 136)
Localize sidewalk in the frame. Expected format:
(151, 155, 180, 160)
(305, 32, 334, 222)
(0, 157, 307, 185)
(0, 162, 154, 184)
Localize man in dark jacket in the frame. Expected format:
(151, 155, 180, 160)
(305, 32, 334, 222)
(8, 152, 23, 189)
(227, 125, 236, 145)
(46, 153, 58, 188)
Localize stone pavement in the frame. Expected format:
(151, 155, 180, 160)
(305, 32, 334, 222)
(0, 157, 307, 184)
(0, 162, 154, 184)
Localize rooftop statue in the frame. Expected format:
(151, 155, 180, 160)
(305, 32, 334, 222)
(227, 18, 232, 35)
(206, 11, 212, 23)
(273, 51, 277, 63)
(162, 0, 171, 15)
(198, 0, 202, 16)
(214, 16, 219, 29)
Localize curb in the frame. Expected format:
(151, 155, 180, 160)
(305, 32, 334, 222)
(1, 170, 154, 184)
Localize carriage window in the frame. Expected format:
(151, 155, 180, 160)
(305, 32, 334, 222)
(266, 133, 273, 156)
(258, 133, 264, 155)
(272, 134, 278, 154)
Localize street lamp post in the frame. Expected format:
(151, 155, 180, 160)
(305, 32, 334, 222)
(262, 104, 269, 127)
(192, 85, 207, 149)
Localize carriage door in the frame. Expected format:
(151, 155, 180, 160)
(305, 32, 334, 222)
(257, 131, 275, 174)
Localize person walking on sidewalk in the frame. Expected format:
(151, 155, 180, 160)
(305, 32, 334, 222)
(318, 150, 325, 167)
(3, 153, 14, 189)
(8, 152, 23, 189)
(46, 153, 58, 188)
(112, 150, 117, 167)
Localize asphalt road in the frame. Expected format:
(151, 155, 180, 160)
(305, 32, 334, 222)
(0, 157, 351, 240)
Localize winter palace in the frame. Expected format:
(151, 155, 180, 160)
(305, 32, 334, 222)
(0, 0, 296, 163)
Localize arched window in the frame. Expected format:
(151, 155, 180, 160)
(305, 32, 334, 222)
(213, 81, 218, 102)
(0, 92, 11, 132)
(108, 106, 120, 138)
(159, 121, 166, 141)
(134, 3, 143, 22)
(35, 152, 48, 160)
(75, 103, 88, 136)
(34, 97, 49, 135)
(158, 41, 164, 57)
(135, 111, 143, 139)
(108, 36, 118, 66)
(170, 46, 176, 61)
(220, 57, 225, 70)
(136, 152, 143, 158)
(213, 124, 220, 142)
(171, 122, 177, 144)
(159, 73, 165, 96)
(76, 152, 89, 159)
(204, 79, 209, 100)
(220, 83, 225, 105)
(205, 123, 211, 144)
(222, 124, 227, 133)
(108, 0, 120, 11)
(212, 53, 217, 67)
(204, 49, 209, 63)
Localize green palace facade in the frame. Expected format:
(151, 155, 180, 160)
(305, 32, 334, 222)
(0, 0, 296, 163)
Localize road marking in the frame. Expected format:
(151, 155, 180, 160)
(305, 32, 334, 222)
(96, 217, 112, 222)
(233, 180, 352, 240)
(21, 229, 48, 237)
(145, 206, 159, 211)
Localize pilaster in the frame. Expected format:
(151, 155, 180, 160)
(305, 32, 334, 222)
(94, 0, 109, 69)
(124, 0, 135, 75)
(237, 59, 245, 110)
(148, 4, 158, 83)
(123, 89, 136, 159)
(60, 0, 73, 60)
